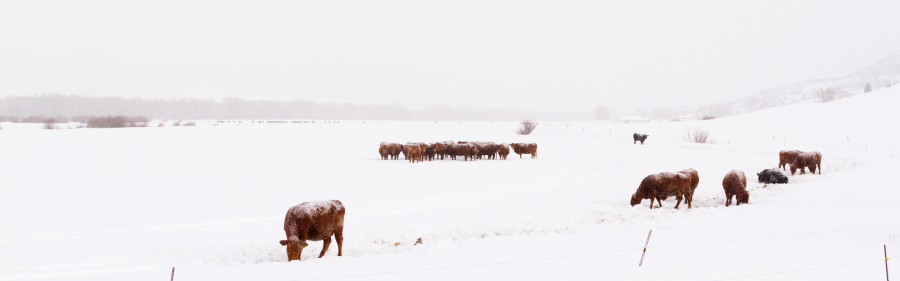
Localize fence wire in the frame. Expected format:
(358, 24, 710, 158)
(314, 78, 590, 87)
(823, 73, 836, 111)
(290, 220, 900, 281)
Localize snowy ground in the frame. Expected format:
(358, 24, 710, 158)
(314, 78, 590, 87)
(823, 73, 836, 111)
(1, 88, 899, 281)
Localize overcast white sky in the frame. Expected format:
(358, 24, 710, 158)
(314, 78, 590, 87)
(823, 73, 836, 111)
(1, 0, 899, 112)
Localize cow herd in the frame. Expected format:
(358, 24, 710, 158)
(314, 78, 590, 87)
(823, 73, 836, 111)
(281, 147, 825, 262)
(379, 141, 538, 163)
(631, 150, 823, 209)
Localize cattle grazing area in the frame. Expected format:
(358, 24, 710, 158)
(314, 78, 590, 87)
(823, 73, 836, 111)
(2, 88, 900, 281)
(379, 141, 534, 162)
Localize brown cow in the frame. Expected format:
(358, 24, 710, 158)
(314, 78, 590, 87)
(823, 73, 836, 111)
(424, 144, 436, 161)
(790, 151, 822, 175)
(678, 168, 699, 204)
(438, 141, 455, 160)
(497, 143, 510, 160)
(280, 200, 345, 261)
(455, 144, 470, 161)
(476, 142, 498, 159)
(722, 170, 749, 206)
(406, 142, 426, 161)
(466, 144, 479, 161)
(389, 143, 402, 160)
(400, 144, 408, 160)
(509, 143, 538, 159)
(378, 142, 390, 160)
(407, 145, 422, 163)
(778, 150, 802, 171)
(630, 172, 692, 209)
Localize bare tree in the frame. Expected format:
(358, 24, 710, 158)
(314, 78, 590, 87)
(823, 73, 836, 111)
(592, 105, 610, 120)
(516, 119, 538, 135)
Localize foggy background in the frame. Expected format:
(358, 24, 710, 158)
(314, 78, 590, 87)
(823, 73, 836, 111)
(1, 0, 900, 121)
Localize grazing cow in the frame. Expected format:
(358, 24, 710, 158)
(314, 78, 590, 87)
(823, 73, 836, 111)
(678, 168, 699, 204)
(778, 150, 802, 170)
(378, 142, 390, 160)
(280, 200, 345, 261)
(630, 172, 692, 209)
(757, 168, 788, 184)
(407, 145, 422, 163)
(633, 133, 649, 145)
(509, 143, 538, 159)
(497, 143, 510, 160)
(722, 170, 749, 206)
(399, 144, 408, 160)
(790, 151, 822, 175)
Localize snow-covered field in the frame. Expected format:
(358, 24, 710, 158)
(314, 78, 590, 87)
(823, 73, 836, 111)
(2, 88, 899, 281)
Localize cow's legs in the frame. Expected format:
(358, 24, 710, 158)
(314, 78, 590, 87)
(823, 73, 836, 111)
(319, 237, 331, 258)
(674, 195, 682, 209)
(335, 232, 343, 256)
(725, 193, 732, 207)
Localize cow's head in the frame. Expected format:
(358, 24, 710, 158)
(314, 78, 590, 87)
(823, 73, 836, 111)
(280, 238, 308, 261)
(739, 190, 750, 204)
(630, 194, 641, 206)
(789, 164, 798, 176)
(643, 135, 649, 139)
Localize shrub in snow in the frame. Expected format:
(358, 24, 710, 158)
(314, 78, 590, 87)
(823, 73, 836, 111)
(682, 126, 714, 144)
(864, 83, 872, 93)
(516, 120, 538, 135)
(182, 121, 196, 126)
(21, 116, 46, 123)
(86, 116, 127, 128)
(42, 118, 58, 130)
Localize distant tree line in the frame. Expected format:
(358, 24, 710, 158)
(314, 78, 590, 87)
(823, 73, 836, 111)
(0, 94, 591, 121)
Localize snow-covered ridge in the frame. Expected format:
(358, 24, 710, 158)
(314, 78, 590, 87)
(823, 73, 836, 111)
(722, 51, 900, 115)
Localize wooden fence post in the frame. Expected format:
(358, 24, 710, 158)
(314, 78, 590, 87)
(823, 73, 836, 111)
(171, 267, 175, 281)
(639, 230, 652, 266)
(886, 245, 890, 281)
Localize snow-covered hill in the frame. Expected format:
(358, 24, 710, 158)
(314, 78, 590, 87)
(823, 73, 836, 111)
(1, 87, 898, 280)
(722, 51, 900, 115)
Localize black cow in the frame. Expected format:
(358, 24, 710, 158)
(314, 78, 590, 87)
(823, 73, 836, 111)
(757, 169, 788, 184)
(633, 133, 649, 145)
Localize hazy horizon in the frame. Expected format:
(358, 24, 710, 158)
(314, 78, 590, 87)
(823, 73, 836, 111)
(2, 0, 900, 113)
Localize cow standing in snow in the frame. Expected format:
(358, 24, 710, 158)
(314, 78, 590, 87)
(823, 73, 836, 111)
(778, 150, 802, 171)
(280, 200, 345, 261)
(722, 170, 749, 206)
(509, 143, 537, 159)
(790, 152, 822, 175)
(630, 172, 692, 209)
(633, 133, 649, 145)
(497, 143, 510, 160)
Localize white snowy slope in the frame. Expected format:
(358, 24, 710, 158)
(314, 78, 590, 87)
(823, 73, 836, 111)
(1, 87, 899, 281)
(723, 51, 900, 114)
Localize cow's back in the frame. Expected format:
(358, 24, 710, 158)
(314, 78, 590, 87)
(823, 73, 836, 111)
(285, 200, 345, 241)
